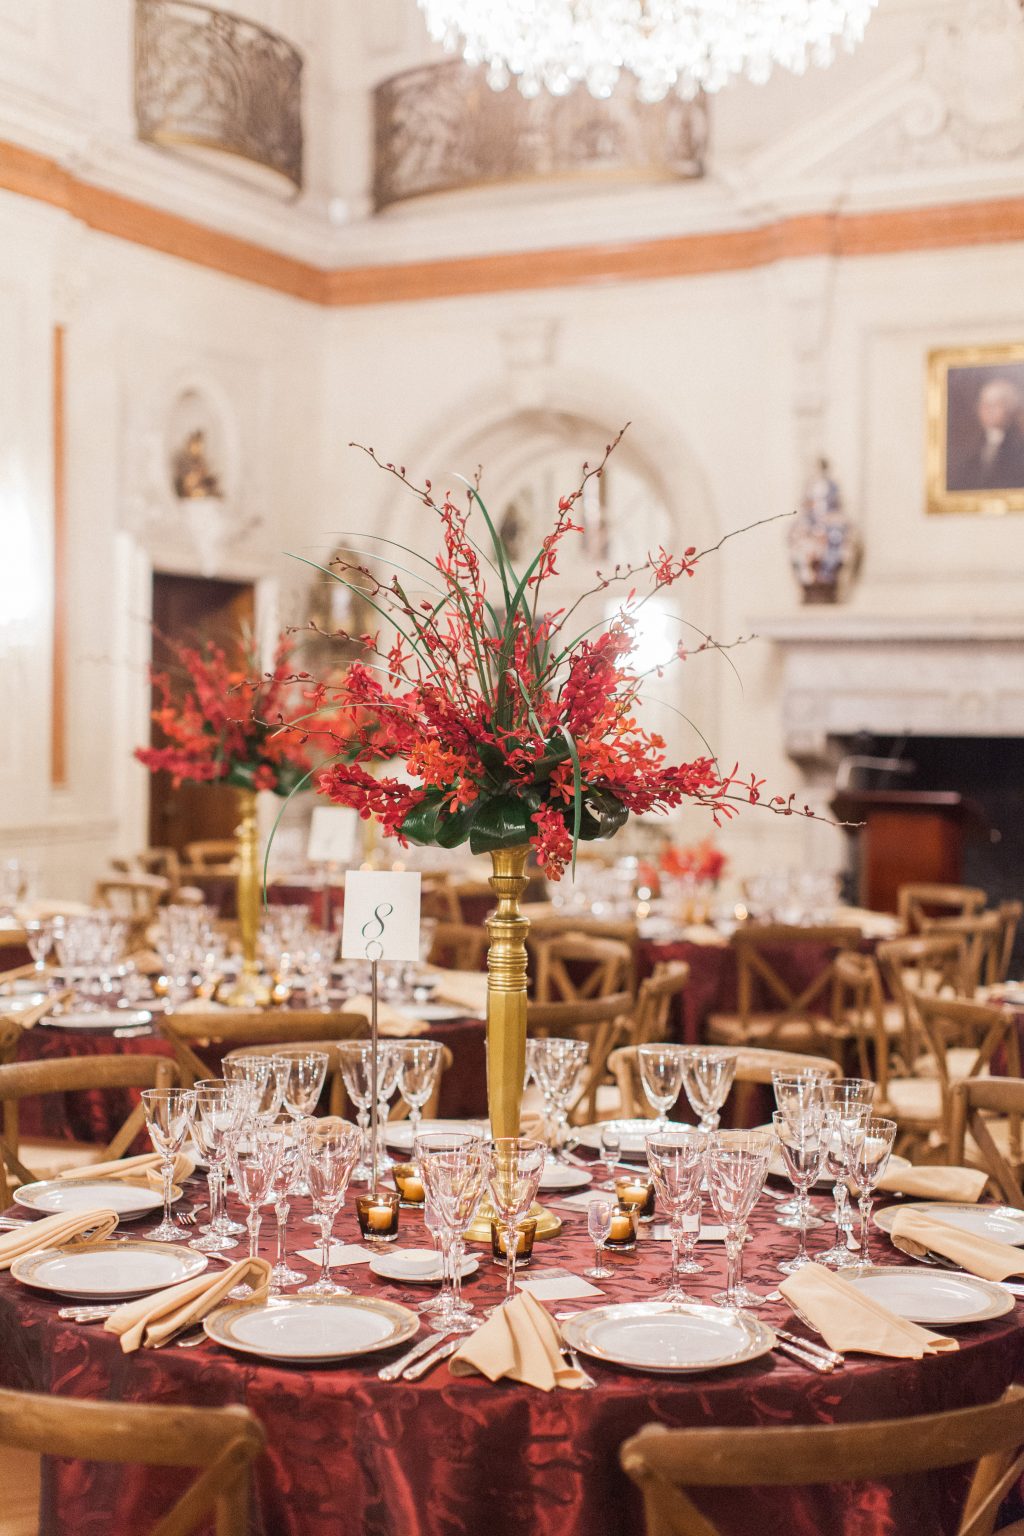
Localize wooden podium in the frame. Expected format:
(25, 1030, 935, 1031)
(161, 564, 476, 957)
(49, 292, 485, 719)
(830, 790, 987, 915)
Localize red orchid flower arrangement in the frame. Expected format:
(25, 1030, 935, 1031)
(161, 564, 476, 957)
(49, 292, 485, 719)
(136, 632, 321, 798)
(661, 837, 728, 885)
(302, 430, 818, 880)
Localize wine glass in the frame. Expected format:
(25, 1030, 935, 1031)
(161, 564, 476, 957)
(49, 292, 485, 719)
(278, 1051, 329, 1120)
(645, 1130, 705, 1304)
(599, 1123, 622, 1188)
(531, 1039, 588, 1159)
(486, 1138, 546, 1307)
(227, 1121, 286, 1288)
(141, 1087, 196, 1242)
(397, 1041, 443, 1139)
(298, 1118, 361, 1296)
(415, 1137, 487, 1334)
(679, 1047, 738, 1134)
(770, 1069, 829, 1225)
(704, 1130, 772, 1308)
(415, 1131, 483, 1320)
(584, 1199, 614, 1279)
(267, 1123, 306, 1291)
(771, 1110, 825, 1274)
(819, 1078, 875, 1269)
(223, 1055, 287, 1122)
(24, 922, 53, 975)
(843, 1115, 897, 1270)
(636, 1044, 686, 1131)
(189, 1079, 247, 1254)
(337, 1042, 398, 1180)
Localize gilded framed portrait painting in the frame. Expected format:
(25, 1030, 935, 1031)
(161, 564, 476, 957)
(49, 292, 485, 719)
(927, 344, 1024, 515)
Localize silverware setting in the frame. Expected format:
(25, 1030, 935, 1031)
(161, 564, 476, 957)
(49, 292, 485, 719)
(772, 1336, 838, 1373)
(402, 1336, 462, 1380)
(560, 1343, 596, 1389)
(890, 1235, 1024, 1296)
(773, 1327, 844, 1368)
(378, 1330, 448, 1382)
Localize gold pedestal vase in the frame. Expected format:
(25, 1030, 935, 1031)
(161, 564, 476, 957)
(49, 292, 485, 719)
(465, 844, 560, 1243)
(223, 788, 271, 1008)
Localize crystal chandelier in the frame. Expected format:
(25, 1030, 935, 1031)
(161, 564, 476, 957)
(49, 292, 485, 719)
(415, 1, 879, 102)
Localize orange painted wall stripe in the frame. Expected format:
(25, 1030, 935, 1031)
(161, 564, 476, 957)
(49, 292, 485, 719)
(2, 138, 1023, 309)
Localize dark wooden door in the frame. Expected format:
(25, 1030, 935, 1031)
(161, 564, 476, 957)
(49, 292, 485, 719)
(148, 572, 256, 854)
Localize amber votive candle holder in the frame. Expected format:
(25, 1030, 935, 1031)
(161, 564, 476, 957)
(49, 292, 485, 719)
(615, 1175, 656, 1223)
(392, 1163, 426, 1207)
(357, 1190, 401, 1244)
(605, 1204, 639, 1252)
(490, 1218, 538, 1267)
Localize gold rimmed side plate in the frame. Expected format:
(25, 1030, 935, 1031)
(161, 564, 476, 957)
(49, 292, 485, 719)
(562, 1301, 775, 1374)
(204, 1295, 419, 1363)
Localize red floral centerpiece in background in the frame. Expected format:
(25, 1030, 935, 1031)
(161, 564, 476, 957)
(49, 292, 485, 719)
(661, 837, 728, 886)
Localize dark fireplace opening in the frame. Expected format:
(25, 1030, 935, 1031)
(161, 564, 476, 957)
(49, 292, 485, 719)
(831, 732, 1024, 975)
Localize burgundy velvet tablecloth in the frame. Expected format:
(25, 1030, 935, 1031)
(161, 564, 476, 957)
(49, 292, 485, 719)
(0, 1181, 1020, 1536)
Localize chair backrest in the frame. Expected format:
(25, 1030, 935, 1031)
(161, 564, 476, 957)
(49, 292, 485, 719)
(0, 1387, 263, 1536)
(920, 912, 1004, 991)
(898, 882, 987, 933)
(426, 922, 489, 972)
(607, 1043, 840, 1120)
(94, 874, 169, 921)
(420, 874, 462, 924)
(620, 1384, 1024, 1536)
(528, 993, 632, 1126)
(906, 989, 1022, 1148)
(529, 931, 634, 1005)
(182, 840, 238, 872)
(224, 1037, 453, 1120)
(832, 950, 894, 1093)
(877, 934, 970, 1063)
(159, 1008, 368, 1087)
(997, 901, 1023, 986)
(949, 1076, 1024, 1208)
(631, 962, 690, 1047)
(730, 924, 861, 1051)
(525, 912, 639, 990)
(0, 1054, 180, 1205)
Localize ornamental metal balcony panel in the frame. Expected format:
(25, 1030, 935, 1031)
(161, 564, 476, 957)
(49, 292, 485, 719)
(135, 0, 303, 195)
(373, 59, 707, 212)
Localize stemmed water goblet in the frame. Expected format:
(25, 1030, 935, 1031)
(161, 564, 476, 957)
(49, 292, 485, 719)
(819, 1078, 875, 1268)
(645, 1130, 706, 1304)
(278, 1050, 329, 1121)
(842, 1115, 897, 1270)
(141, 1086, 196, 1242)
(704, 1130, 772, 1308)
(415, 1134, 487, 1334)
(298, 1117, 361, 1296)
(770, 1069, 830, 1225)
(636, 1044, 686, 1132)
(24, 922, 53, 976)
(584, 1199, 615, 1279)
(771, 1109, 825, 1273)
(680, 1048, 738, 1134)
(267, 1123, 306, 1292)
(226, 1121, 286, 1293)
(415, 1131, 482, 1320)
(223, 1055, 287, 1122)
(486, 1137, 546, 1308)
(397, 1041, 443, 1140)
(531, 1039, 588, 1160)
(189, 1079, 247, 1254)
(337, 1042, 400, 1180)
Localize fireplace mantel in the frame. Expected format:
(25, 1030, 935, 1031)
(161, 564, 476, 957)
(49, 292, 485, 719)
(756, 614, 1024, 762)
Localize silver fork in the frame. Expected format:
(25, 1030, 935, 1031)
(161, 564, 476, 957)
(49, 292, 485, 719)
(561, 1343, 596, 1389)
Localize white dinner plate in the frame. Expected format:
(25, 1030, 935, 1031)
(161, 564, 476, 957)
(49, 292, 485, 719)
(12, 1241, 207, 1299)
(767, 1148, 912, 1190)
(397, 1003, 466, 1023)
(14, 1179, 178, 1220)
(43, 1009, 152, 1031)
(384, 1119, 487, 1153)
(0, 992, 48, 1014)
(539, 1164, 592, 1193)
(204, 1295, 418, 1362)
(874, 1202, 1024, 1246)
(562, 1302, 774, 1373)
(369, 1248, 480, 1286)
(571, 1120, 663, 1157)
(845, 1266, 1013, 1325)
(4, 978, 48, 996)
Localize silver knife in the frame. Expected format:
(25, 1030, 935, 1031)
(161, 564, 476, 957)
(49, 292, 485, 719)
(402, 1336, 462, 1381)
(378, 1331, 447, 1382)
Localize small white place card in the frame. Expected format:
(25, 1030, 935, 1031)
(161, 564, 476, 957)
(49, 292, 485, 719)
(296, 1242, 374, 1267)
(650, 1223, 727, 1241)
(517, 1273, 604, 1301)
(307, 806, 359, 865)
(555, 1189, 620, 1212)
(341, 870, 421, 963)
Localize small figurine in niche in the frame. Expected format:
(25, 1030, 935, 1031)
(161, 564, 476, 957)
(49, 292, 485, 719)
(173, 429, 223, 500)
(787, 457, 859, 604)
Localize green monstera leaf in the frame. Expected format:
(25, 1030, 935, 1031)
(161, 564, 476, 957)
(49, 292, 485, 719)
(468, 792, 538, 854)
(398, 788, 448, 846)
(576, 787, 629, 842)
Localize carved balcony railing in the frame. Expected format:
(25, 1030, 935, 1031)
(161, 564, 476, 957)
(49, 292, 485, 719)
(135, 0, 303, 194)
(373, 59, 707, 211)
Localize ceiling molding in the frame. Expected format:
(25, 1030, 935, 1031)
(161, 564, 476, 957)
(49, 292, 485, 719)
(3, 136, 1024, 310)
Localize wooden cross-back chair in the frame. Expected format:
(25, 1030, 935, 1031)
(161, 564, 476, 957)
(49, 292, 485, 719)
(949, 1076, 1024, 1208)
(426, 923, 489, 973)
(420, 874, 462, 924)
(920, 911, 1005, 991)
(0, 1055, 180, 1208)
(898, 882, 987, 933)
(630, 962, 691, 1047)
(182, 840, 238, 874)
(525, 913, 639, 992)
(529, 931, 634, 1006)
(94, 874, 170, 947)
(528, 993, 632, 1126)
(0, 1388, 263, 1536)
(706, 924, 862, 1063)
(224, 1038, 452, 1121)
(620, 1384, 1024, 1536)
(158, 1008, 368, 1088)
(997, 902, 1023, 986)
(606, 1044, 841, 1122)
(876, 933, 970, 1066)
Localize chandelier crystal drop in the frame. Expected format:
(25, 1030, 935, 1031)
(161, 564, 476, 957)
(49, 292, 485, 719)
(415, 1, 879, 102)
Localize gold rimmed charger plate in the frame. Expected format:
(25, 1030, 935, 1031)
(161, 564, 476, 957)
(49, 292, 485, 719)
(845, 1266, 1014, 1326)
(874, 1202, 1024, 1245)
(561, 1302, 775, 1374)
(204, 1294, 419, 1363)
(15, 1179, 183, 1220)
(11, 1240, 207, 1300)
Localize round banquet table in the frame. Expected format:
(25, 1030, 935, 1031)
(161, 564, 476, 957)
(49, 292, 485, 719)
(0, 1180, 1022, 1536)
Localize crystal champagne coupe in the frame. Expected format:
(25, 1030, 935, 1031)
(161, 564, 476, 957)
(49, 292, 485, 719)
(705, 1130, 772, 1308)
(141, 1086, 196, 1242)
(645, 1130, 706, 1304)
(636, 1044, 686, 1132)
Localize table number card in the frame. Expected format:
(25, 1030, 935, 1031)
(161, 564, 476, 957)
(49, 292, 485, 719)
(307, 806, 359, 865)
(341, 870, 421, 963)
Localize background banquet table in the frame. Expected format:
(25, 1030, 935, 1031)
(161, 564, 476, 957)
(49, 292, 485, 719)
(0, 1179, 1020, 1536)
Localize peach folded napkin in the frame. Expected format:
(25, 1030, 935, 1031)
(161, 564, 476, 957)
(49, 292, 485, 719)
(105, 1256, 272, 1351)
(779, 1263, 957, 1358)
(57, 1151, 195, 1189)
(346, 995, 426, 1039)
(449, 1291, 588, 1390)
(889, 1207, 1024, 1282)
(11, 990, 72, 1030)
(423, 967, 488, 1017)
(0, 1207, 119, 1270)
(876, 1165, 988, 1202)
